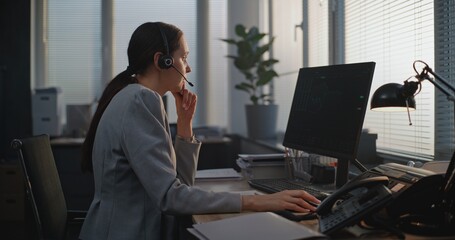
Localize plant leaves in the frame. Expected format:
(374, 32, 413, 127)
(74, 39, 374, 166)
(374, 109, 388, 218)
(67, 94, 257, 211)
(221, 24, 279, 105)
(235, 83, 254, 92)
(257, 70, 278, 86)
(235, 24, 247, 38)
(250, 95, 259, 105)
(234, 57, 255, 70)
(248, 33, 267, 43)
(237, 41, 253, 57)
(260, 59, 279, 67)
(247, 27, 260, 39)
(220, 38, 237, 45)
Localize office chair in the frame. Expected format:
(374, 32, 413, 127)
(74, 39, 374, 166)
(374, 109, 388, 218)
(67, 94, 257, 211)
(11, 134, 85, 240)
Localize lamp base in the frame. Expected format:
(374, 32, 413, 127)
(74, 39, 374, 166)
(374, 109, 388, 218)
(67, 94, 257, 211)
(397, 208, 455, 236)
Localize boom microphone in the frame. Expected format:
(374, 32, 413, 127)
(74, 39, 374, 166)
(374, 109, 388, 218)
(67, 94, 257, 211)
(171, 65, 194, 87)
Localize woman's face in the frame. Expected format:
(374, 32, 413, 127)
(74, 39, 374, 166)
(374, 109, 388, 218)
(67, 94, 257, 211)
(167, 34, 191, 93)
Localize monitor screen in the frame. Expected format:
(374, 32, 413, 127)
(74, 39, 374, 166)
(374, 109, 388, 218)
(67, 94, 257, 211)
(283, 62, 376, 186)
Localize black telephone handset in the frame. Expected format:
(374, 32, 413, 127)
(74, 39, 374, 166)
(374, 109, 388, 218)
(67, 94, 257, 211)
(317, 176, 389, 215)
(317, 175, 393, 234)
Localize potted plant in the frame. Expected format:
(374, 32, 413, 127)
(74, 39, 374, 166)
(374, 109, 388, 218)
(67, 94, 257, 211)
(221, 24, 279, 140)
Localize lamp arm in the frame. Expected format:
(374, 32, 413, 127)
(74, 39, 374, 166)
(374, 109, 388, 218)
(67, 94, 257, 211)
(422, 67, 455, 102)
(425, 67, 455, 203)
(426, 76, 455, 102)
(429, 68, 455, 93)
(414, 61, 455, 213)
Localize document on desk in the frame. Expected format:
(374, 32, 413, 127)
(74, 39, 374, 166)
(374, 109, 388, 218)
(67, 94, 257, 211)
(189, 212, 327, 240)
(238, 153, 285, 161)
(195, 168, 242, 181)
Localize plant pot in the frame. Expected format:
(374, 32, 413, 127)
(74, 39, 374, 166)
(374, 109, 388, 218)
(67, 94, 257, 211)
(245, 104, 278, 140)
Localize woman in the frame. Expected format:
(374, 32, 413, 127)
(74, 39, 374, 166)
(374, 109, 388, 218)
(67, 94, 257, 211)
(79, 22, 320, 239)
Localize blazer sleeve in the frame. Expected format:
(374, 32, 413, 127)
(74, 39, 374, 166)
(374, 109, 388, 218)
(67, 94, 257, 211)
(121, 88, 241, 214)
(174, 137, 200, 186)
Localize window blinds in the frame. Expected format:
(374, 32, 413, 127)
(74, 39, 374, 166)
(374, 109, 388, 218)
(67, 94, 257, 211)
(47, 0, 102, 105)
(307, 0, 329, 67)
(113, 0, 197, 123)
(344, 0, 435, 161)
(41, 1, 229, 126)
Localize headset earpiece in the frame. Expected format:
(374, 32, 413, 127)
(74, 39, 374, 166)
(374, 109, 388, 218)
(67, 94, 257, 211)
(158, 54, 173, 69)
(157, 24, 173, 69)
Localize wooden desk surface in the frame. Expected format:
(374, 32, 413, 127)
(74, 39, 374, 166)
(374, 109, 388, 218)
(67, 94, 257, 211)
(193, 178, 453, 239)
(50, 137, 84, 146)
(193, 178, 320, 232)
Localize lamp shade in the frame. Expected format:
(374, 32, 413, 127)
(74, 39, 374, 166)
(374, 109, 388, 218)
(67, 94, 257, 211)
(370, 83, 416, 112)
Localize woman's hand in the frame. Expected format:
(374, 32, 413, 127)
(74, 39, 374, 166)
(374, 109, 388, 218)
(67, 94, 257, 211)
(241, 190, 321, 213)
(172, 87, 197, 138)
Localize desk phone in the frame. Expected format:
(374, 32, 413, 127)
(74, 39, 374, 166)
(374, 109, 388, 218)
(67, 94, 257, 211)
(317, 176, 393, 234)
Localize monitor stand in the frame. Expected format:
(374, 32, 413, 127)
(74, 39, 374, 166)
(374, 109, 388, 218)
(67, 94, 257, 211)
(335, 158, 368, 188)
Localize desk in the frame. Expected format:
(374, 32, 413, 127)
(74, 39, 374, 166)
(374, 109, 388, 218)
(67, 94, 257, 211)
(193, 178, 452, 239)
(193, 179, 320, 235)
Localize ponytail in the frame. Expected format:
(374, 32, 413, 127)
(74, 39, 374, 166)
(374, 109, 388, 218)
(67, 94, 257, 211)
(81, 70, 137, 172)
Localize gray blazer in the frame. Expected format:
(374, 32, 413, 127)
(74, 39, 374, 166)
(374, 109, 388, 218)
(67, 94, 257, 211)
(79, 84, 241, 240)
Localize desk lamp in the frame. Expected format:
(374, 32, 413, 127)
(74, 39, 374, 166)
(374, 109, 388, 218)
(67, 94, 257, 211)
(370, 60, 455, 236)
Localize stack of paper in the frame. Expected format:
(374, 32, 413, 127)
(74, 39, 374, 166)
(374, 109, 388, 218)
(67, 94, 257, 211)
(236, 153, 286, 179)
(238, 153, 285, 162)
(195, 168, 242, 181)
(236, 154, 285, 168)
(188, 212, 327, 240)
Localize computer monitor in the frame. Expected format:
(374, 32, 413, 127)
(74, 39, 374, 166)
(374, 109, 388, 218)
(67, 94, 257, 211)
(283, 62, 376, 187)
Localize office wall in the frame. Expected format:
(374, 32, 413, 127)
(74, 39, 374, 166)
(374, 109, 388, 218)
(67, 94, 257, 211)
(226, 0, 303, 137)
(0, 0, 32, 161)
(226, 0, 262, 136)
(0, 0, 277, 148)
(271, 0, 304, 134)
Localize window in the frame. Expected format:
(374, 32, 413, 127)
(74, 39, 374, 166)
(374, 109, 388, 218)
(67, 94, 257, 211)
(113, 1, 198, 122)
(344, 0, 435, 161)
(34, 0, 229, 126)
(271, 0, 304, 134)
(302, 0, 445, 162)
(45, 0, 102, 105)
(307, 0, 330, 67)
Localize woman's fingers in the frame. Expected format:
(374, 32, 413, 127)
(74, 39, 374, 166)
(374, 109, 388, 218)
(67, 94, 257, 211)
(176, 88, 196, 110)
(172, 88, 197, 111)
(277, 190, 320, 212)
(242, 190, 322, 213)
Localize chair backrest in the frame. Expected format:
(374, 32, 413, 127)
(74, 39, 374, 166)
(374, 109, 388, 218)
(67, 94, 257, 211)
(11, 134, 68, 240)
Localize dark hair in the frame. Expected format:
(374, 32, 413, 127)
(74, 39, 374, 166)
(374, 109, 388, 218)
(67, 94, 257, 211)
(81, 22, 183, 172)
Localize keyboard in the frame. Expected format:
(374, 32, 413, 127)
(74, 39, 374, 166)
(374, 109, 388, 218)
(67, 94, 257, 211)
(248, 178, 330, 200)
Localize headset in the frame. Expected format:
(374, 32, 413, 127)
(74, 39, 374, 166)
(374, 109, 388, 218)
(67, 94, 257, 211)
(157, 24, 174, 69)
(156, 23, 194, 87)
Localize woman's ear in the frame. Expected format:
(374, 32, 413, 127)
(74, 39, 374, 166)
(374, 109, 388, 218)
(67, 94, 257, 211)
(153, 52, 162, 70)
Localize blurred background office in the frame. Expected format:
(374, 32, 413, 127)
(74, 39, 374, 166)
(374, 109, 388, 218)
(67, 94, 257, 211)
(0, 0, 455, 238)
(3, 0, 453, 164)
(0, 0, 454, 237)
